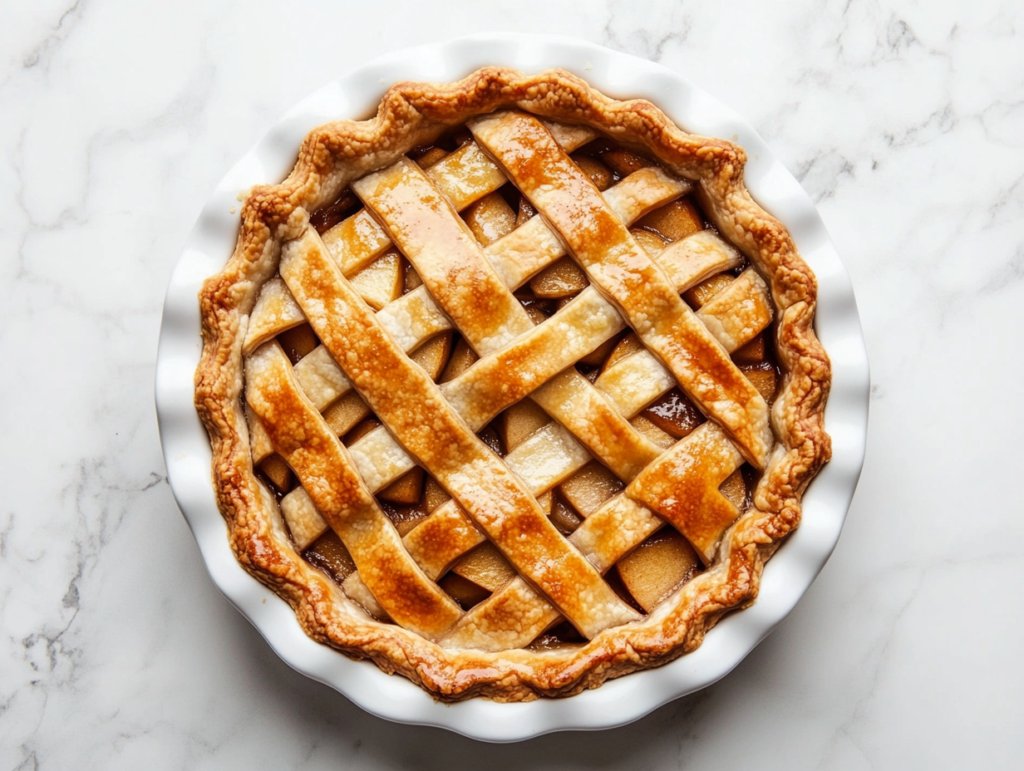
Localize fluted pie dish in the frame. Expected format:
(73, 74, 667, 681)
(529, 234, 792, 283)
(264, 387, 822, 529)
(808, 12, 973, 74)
(194, 64, 831, 702)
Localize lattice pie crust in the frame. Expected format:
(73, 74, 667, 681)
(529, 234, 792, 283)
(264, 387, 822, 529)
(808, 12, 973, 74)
(195, 68, 831, 701)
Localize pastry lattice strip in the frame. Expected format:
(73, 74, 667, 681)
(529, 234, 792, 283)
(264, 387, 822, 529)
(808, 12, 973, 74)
(247, 118, 772, 645)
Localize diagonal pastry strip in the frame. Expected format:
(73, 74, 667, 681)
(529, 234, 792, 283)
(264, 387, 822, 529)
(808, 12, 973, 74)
(484, 165, 692, 290)
(696, 270, 774, 353)
(244, 277, 308, 353)
(278, 227, 640, 638)
(352, 156, 537, 352)
(469, 110, 773, 468)
(394, 422, 592, 580)
(445, 422, 746, 651)
(244, 341, 462, 639)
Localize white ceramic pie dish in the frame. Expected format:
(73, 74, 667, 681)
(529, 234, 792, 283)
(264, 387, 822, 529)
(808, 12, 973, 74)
(155, 33, 869, 742)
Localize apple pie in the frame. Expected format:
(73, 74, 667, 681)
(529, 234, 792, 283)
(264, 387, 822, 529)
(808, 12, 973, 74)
(195, 67, 831, 701)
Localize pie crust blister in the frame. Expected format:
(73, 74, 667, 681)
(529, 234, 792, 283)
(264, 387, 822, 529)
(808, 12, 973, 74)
(195, 68, 832, 701)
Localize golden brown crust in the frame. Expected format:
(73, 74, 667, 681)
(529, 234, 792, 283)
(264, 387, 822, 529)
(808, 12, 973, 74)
(194, 67, 832, 702)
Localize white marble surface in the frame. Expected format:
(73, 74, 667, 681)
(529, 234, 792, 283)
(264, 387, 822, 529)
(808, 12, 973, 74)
(2, 0, 1022, 766)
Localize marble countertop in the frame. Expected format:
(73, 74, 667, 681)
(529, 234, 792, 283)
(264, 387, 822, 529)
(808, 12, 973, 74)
(2, 1, 1021, 767)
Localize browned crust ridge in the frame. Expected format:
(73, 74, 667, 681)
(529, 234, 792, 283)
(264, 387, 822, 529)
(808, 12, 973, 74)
(194, 67, 832, 702)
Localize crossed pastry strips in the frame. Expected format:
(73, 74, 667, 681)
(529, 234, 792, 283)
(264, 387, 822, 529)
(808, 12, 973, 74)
(197, 68, 831, 700)
(243, 110, 775, 649)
